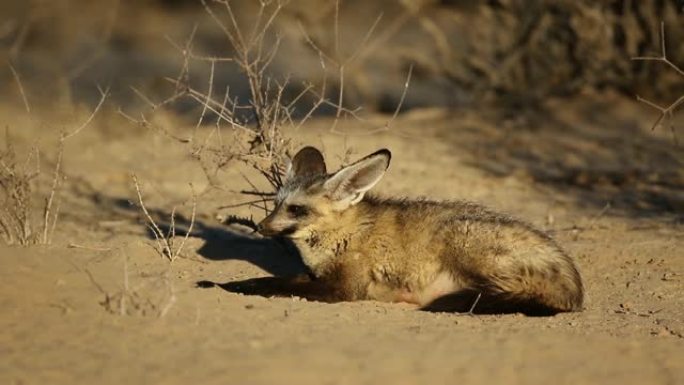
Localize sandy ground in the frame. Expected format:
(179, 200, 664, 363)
(0, 92, 683, 385)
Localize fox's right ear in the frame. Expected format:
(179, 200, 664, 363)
(324, 149, 391, 210)
(285, 146, 327, 180)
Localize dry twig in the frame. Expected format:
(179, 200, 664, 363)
(41, 137, 64, 245)
(131, 174, 197, 262)
(632, 22, 683, 143)
(8, 61, 30, 113)
(63, 86, 110, 140)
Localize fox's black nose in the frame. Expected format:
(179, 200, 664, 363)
(256, 222, 272, 236)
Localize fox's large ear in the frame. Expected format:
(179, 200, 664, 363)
(324, 149, 391, 209)
(285, 146, 327, 180)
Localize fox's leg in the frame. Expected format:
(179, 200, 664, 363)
(197, 274, 350, 303)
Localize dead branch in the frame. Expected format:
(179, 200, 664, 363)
(41, 137, 64, 244)
(132, 174, 168, 257)
(67, 243, 114, 251)
(63, 86, 110, 140)
(8, 61, 31, 113)
(632, 22, 684, 78)
(632, 21, 683, 143)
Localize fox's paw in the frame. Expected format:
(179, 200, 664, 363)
(219, 278, 277, 295)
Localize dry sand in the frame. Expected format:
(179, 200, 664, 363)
(0, 92, 683, 385)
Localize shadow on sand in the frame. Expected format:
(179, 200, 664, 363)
(442, 100, 684, 221)
(98, 195, 308, 277)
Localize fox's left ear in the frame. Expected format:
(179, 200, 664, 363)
(285, 146, 327, 180)
(324, 149, 391, 209)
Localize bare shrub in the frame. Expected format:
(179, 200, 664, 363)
(79, 248, 177, 317)
(120, 1, 299, 198)
(131, 174, 196, 262)
(121, 0, 411, 221)
(0, 131, 63, 245)
(1, 65, 109, 246)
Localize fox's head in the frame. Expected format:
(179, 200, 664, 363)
(257, 146, 391, 238)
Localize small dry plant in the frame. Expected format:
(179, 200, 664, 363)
(0, 132, 62, 245)
(120, 0, 411, 223)
(633, 22, 683, 144)
(79, 248, 177, 317)
(1, 62, 108, 246)
(132, 174, 196, 262)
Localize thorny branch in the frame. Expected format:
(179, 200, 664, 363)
(632, 21, 683, 143)
(122, 0, 414, 223)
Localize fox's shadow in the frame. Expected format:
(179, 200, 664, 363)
(103, 196, 308, 277)
(194, 224, 308, 277)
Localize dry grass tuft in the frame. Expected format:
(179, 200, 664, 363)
(0, 131, 63, 246)
(77, 247, 177, 317)
(131, 174, 197, 262)
(0, 71, 108, 246)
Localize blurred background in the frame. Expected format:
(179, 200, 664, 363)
(1, 0, 683, 112)
(0, 0, 683, 217)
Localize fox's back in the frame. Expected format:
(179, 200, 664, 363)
(326, 196, 583, 311)
(355, 195, 556, 269)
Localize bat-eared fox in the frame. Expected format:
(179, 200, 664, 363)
(202, 146, 584, 316)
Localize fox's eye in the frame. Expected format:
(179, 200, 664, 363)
(286, 205, 308, 218)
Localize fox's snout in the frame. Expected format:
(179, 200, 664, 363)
(256, 220, 277, 236)
(256, 212, 298, 237)
(256, 215, 277, 236)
